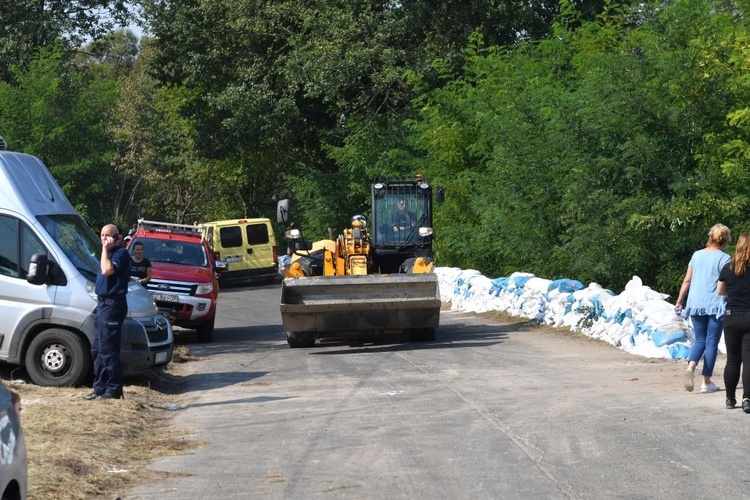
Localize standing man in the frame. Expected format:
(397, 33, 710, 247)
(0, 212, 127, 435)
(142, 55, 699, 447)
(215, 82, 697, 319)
(84, 224, 131, 400)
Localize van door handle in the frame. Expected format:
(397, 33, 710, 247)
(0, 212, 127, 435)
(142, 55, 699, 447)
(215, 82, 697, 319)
(246, 248, 253, 255)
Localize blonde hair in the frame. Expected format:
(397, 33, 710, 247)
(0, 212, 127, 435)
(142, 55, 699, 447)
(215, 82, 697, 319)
(731, 233, 750, 276)
(708, 223, 731, 248)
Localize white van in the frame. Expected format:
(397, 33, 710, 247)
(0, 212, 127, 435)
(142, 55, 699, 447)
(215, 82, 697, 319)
(201, 218, 278, 284)
(0, 141, 173, 386)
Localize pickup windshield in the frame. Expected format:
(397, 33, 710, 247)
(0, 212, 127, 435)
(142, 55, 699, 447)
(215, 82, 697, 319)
(131, 238, 208, 267)
(36, 214, 100, 281)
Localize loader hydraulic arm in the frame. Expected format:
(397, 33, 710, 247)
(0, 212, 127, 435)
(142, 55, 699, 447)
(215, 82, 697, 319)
(326, 216, 371, 276)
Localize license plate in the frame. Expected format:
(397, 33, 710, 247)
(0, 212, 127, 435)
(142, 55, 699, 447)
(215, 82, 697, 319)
(152, 293, 179, 303)
(155, 351, 168, 364)
(226, 256, 242, 262)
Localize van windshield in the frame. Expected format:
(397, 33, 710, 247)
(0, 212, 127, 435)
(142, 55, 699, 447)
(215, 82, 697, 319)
(37, 214, 100, 281)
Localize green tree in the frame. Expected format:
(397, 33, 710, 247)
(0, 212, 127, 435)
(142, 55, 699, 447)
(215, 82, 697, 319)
(0, 0, 133, 82)
(0, 42, 121, 226)
(405, 0, 748, 295)
(138, 0, 588, 234)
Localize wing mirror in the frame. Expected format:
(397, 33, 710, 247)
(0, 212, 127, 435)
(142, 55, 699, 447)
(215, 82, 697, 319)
(277, 199, 291, 225)
(26, 253, 52, 285)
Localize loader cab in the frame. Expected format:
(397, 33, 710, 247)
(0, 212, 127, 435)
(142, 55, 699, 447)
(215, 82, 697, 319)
(370, 178, 437, 274)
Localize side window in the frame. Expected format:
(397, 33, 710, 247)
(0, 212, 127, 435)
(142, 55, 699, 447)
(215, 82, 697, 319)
(246, 224, 269, 245)
(219, 227, 242, 248)
(0, 215, 20, 278)
(0, 215, 48, 279)
(20, 224, 47, 277)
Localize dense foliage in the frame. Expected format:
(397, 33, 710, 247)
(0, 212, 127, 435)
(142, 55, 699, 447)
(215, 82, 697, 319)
(1, 0, 750, 297)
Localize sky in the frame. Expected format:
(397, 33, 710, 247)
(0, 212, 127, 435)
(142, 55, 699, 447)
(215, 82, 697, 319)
(129, 23, 143, 39)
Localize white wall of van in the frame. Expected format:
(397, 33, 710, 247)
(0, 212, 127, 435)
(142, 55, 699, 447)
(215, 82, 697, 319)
(0, 150, 173, 386)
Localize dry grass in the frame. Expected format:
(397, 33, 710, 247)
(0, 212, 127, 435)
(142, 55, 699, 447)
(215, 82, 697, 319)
(7, 345, 200, 499)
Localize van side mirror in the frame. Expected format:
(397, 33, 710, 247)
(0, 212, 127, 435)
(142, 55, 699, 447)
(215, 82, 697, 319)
(277, 199, 291, 225)
(27, 253, 51, 285)
(435, 187, 445, 203)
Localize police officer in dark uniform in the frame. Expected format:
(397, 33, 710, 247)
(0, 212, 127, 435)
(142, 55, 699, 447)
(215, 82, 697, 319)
(84, 224, 131, 400)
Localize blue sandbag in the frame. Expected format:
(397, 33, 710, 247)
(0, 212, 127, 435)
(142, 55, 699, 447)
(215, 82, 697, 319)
(668, 342, 691, 360)
(548, 278, 584, 293)
(651, 330, 687, 348)
(490, 277, 510, 296)
(614, 309, 632, 324)
(512, 275, 532, 290)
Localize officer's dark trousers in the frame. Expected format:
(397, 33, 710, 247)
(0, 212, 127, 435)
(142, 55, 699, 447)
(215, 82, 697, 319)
(92, 297, 128, 396)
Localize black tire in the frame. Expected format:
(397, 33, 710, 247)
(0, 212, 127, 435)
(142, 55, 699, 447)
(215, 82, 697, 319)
(196, 314, 215, 343)
(24, 328, 91, 387)
(408, 328, 436, 342)
(287, 332, 315, 348)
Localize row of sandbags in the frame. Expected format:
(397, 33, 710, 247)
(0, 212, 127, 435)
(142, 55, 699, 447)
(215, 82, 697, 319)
(433, 267, 723, 360)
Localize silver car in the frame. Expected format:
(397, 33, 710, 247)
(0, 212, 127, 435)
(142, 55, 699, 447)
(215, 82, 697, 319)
(0, 381, 26, 500)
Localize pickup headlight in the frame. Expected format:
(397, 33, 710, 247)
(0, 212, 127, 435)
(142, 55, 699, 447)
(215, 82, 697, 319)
(196, 282, 214, 295)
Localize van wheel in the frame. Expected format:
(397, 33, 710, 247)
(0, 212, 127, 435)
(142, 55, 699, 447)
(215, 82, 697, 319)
(196, 314, 215, 343)
(287, 332, 315, 348)
(25, 329, 91, 387)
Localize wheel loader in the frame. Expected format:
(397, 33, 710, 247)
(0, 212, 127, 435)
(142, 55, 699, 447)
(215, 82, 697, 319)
(277, 176, 444, 348)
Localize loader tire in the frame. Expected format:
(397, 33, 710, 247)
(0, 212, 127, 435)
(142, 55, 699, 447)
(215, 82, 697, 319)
(408, 328, 435, 342)
(287, 332, 315, 348)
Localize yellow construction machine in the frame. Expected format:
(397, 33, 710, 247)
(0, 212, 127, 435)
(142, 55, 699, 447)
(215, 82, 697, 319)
(277, 176, 444, 348)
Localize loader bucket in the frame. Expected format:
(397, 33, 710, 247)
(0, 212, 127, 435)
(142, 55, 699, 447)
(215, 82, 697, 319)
(279, 273, 441, 338)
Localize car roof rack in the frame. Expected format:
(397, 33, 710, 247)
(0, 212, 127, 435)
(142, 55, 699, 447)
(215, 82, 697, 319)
(137, 218, 206, 239)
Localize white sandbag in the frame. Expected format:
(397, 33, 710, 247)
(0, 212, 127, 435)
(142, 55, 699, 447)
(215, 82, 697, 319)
(524, 277, 552, 295)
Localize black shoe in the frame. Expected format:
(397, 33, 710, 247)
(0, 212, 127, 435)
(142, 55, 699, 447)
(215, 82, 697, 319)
(727, 398, 737, 409)
(83, 392, 100, 400)
(743, 399, 750, 413)
(98, 392, 123, 400)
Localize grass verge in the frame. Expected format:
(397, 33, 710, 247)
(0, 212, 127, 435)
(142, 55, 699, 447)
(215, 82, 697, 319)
(7, 345, 198, 499)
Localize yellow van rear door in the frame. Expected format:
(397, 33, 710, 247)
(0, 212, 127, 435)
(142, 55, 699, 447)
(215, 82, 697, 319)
(245, 222, 274, 269)
(217, 226, 246, 269)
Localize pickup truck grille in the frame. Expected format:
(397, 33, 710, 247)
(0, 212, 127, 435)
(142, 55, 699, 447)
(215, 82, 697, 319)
(146, 279, 197, 296)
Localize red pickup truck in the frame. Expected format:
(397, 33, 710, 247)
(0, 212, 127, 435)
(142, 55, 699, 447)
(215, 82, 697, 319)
(127, 220, 226, 342)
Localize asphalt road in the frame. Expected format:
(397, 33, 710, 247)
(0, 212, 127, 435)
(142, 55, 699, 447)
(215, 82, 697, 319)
(127, 281, 750, 499)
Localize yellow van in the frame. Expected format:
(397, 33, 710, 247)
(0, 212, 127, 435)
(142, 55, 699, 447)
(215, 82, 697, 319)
(201, 218, 278, 284)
